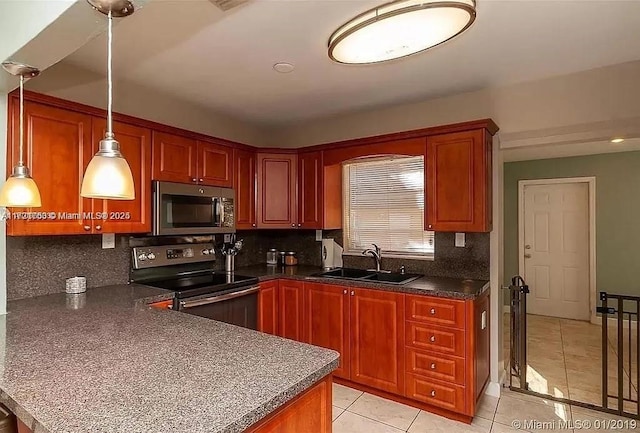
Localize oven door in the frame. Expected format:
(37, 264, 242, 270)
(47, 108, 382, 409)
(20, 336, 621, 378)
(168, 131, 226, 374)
(177, 286, 259, 330)
(153, 181, 235, 235)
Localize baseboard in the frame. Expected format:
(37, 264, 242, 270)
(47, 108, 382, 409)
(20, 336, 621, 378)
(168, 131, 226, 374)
(592, 315, 637, 326)
(485, 381, 501, 398)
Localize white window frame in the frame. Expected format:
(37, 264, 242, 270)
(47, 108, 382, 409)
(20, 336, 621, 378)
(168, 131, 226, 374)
(342, 155, 435, 261)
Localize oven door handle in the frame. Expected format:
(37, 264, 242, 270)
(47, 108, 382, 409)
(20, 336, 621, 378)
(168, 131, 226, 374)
(179, 286, 259, 309)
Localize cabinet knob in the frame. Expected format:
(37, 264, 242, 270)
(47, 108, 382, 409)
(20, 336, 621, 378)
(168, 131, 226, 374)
(298, 223, 301, 227)
(350, 291, 354, 296)
(430, 363, 436, 370)
(95, 225, 102, 231)
(429, 335, 436, 342)
(428, 224, 433, 229)
(83, 225, 90, 231)
(192, 178, 197, 182)
(292, 223, 295, 227)
(343, 289, 347, 295)
(430, 390, 436, 397)
(430, 308, 436, 315)
(252, 223, 256, 227)
(199, 178, 203, 182)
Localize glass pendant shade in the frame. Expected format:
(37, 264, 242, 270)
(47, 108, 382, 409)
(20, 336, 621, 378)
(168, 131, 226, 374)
(328, 0, 476, 64)
(81, 138, 134, 200)
(0, 168, 42, 207)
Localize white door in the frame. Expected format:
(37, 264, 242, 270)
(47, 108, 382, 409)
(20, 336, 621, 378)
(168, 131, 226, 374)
(522, 182, 590, 320)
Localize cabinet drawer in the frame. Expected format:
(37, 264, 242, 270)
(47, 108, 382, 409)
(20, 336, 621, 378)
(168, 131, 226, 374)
(406, 322, 465, 356)
(405, 348, 465, 385)
(405, 374, 466, 413)
(406, 295, 465, 329)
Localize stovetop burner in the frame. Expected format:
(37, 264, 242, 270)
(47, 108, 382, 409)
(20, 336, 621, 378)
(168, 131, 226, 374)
(144, 272, 259, 299)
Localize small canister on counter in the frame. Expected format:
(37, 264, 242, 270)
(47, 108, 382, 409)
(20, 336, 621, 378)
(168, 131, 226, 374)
(284, 252, 298, 266)
(278, 251, 286, 266)
(266, 248, 278, 265)
(66, 276, 87, 294)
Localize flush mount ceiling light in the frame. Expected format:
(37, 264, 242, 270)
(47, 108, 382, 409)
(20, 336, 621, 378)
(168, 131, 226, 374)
(81, 0, 135, 200)
(273, 62, 295, 73)
(0, 62, 42, 208)
(611, 138, 625, 144)
(328, 0, 476, 64)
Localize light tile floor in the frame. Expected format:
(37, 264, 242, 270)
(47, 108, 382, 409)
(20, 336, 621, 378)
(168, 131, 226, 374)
(332, 383, 640, 432)
(505, 314, 639, 415)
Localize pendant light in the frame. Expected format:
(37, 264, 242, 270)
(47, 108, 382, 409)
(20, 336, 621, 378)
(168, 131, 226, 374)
(81, 0, 135, 200)
(0, 62, 42, 208)
(328, 0, 476, 64)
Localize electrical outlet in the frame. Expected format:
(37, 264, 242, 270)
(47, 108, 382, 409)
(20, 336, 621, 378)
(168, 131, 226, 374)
(224, 234, 232, 243)
(455, 233, 466, 248)
(102, 233, 115, 249)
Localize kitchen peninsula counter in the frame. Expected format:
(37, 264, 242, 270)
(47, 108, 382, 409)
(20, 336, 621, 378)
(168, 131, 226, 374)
(1, 285, 338, 433)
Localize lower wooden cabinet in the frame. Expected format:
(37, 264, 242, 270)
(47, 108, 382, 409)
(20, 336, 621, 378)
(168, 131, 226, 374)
(349, 287, 405, 395)
(405, 373, 466, 413)
(258, 281, 279, 335)
(278, 280, 304, 341)
(303, 283, 350, 379)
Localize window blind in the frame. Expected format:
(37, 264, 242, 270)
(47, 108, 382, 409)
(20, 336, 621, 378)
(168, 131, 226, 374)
(343, 155, 435, 258)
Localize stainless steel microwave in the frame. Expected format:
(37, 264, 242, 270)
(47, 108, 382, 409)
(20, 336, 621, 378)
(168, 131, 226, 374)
(153, 181, 235, 236)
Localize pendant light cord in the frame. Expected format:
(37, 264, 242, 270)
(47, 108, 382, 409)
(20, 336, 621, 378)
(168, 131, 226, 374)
(106, 10, 113, 139)
(18, 74, 24, 167)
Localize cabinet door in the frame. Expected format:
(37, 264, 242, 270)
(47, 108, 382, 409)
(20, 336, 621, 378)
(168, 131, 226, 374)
(197, 140, 233, 187)
(258, 281, 279, 335)
(6, 99, 93, 235)
(234, 149, 256, 229)
(350, 288, 405, 394)
(304, 283, 350, 379)
(278, 280, 304, 341)
(257, 153, 297, 229)
(91, 118, 152, 234)
(425, 129, 491, 232)
(298, 151, 323, 229)
(151, 131, 197, 184)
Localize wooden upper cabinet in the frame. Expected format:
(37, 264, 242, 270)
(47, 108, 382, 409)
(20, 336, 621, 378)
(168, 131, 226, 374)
(304, 283, 350, 379)
(425, 129, 492, 233)
(234, 148, 256, 229)
(298, 151, 323, 229)
(196, 140, 233, 187)
(278, 279, 304, 341)
(152, 131, 197, 184)
(257, 153, 298, 229)
(350, 288, 405, 394)
(91, 118, 152, 234)
(6, 99, 93, 236)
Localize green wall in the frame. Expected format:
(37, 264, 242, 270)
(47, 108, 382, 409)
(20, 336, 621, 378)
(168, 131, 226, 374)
(504, 151, 640, 298)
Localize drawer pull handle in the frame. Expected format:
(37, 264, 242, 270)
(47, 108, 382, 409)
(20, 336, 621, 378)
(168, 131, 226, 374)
(430, 390, 436, 397)
(430, 308, 436, 315)
(430, 363, 436, 370)
(429, 335, 436, 342)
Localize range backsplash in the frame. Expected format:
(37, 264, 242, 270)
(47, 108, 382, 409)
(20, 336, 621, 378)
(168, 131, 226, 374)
(7, 235, 131, 301)
(232, 230, 322, 269)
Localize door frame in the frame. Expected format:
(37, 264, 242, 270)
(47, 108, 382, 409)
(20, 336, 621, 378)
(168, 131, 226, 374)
(518, 177, 597, 323)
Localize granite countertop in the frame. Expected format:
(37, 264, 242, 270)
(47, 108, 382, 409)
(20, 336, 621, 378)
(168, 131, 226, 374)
(0, 285, 339, 433)
(235, 264, 489, 300)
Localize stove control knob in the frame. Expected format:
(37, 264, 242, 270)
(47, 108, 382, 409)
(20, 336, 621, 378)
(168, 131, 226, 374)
(138, 253, 148, 261)
(202, 249, 210, 255)
(147, 253, 156, 260)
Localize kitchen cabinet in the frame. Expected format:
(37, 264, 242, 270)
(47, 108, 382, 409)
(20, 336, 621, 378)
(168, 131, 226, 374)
(257, 153, 298, 229)
(298, 151, 323, 229)
(152, 133, 233, 187)
(278, 279, 304, 340)
(151, 131, 197, 184)
(425, 129, 492, 232)
(91, 118, 152, 234)
(6, 99, 93, 236)
(258, 281, 279, 335)
(196, 140, 233, 187)
(303, 283, 350, 379)
(349, 287, 405, 394)
(234, 148, 257, 229)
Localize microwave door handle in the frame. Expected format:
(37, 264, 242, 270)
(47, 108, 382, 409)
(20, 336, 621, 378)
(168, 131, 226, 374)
(219, 200, 224, 226)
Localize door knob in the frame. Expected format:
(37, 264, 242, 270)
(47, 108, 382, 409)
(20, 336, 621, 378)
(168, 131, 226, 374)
(525, 244, 531, 249)
(524, 253, 532, 259)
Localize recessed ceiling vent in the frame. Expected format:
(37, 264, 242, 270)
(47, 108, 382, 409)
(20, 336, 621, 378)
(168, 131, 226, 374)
(208, 0, 247, 12)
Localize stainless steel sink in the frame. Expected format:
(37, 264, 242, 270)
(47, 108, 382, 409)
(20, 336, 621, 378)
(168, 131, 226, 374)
(316, 268, 422, 285)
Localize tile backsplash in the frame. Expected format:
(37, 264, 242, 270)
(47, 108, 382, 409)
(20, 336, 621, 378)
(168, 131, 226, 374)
(7, 235, 130, 300)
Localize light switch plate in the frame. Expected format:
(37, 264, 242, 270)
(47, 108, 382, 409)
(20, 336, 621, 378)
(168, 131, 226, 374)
(102, 233, 115, 249)
(455, 232, 466, 247)
(316, 230, 323, 241)
(223, 234, 232, 243)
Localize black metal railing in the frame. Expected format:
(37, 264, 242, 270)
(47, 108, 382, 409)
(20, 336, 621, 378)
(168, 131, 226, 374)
(598, 291, 640, 419)
(509, 275, 529, 390)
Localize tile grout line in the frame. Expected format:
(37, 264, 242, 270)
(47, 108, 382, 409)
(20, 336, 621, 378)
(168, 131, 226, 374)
(558, 319, 572, 412)
(405, 409, 421, 432)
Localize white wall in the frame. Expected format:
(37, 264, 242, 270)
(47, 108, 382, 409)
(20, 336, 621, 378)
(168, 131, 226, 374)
(27, 61, 270, 146)
(271, 60, 640, 149)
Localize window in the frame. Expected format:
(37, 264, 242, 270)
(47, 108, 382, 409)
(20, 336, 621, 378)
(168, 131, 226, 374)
(343, 155, 434, 259)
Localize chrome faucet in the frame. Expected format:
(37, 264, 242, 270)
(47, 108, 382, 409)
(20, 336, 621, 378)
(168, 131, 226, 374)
(362, 244, 382, 272)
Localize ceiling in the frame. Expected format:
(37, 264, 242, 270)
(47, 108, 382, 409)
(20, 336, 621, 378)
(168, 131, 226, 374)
(62, 0, 640, 126)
